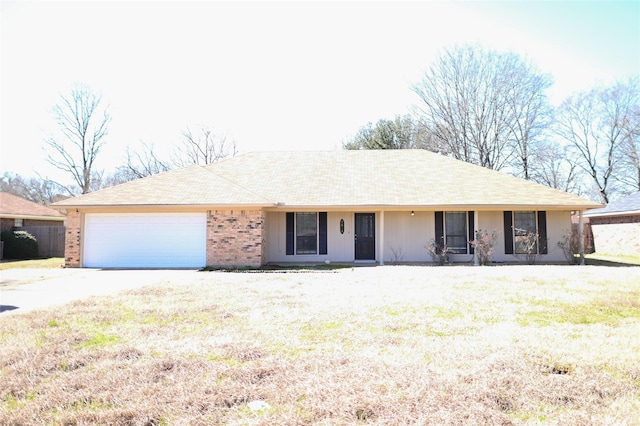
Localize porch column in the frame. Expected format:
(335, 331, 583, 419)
(473, 210, 480, 266)
(379, 211, 385, 266)
(579, 211, 585, 265)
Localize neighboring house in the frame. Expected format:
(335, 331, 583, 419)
(584, 191, 640, 255)
(0, 192, 65, 232)
(53, 151, 601, 268)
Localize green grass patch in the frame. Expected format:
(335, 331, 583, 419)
(78, 331, 119, 349)
(519, 293, 640, 326)
(300, 319, 346, 343)
(585, 253, 640, 265)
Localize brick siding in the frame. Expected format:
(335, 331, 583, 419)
(589, 214, 640, 225)
(0, 218, 14, 232)
(24, 219, 64, 227)
(1, 218, 64, 232)
(63, 210, 81, 267)
(206, 209, 265, 267)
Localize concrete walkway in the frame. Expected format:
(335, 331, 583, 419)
(0, 268, 200, 316)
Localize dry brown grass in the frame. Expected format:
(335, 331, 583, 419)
(1, 265, 639, 425)
(0, 257, 64, 270)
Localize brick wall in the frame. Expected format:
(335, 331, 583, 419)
(206, 209, 265, 267)
(589, 214, 640, 225)
(1, 218, 64, 232)
(0, 218, 14, 232)
(590, 221, 640, 255)
(64, 210, 82, 267)
(24, 219, 64, 227)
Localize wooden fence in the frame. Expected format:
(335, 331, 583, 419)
(21, 226, 66, 258)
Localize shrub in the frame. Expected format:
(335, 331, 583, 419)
(558, 228, 580, 264)
(470, 229, 498, 265)
(388, 245, 405, 263)
(1, 230, 39, 259)
(426, 238, 450, 265)
(515, 231, 540, 265)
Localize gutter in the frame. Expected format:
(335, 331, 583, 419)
(584, 210, 640, 218)
(0, 214, 65, 221)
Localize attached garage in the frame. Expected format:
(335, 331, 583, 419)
(83, 213, 206, 268)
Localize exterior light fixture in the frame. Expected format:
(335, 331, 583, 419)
(411, 211, 415, 216)
(340, 219, 345, 234)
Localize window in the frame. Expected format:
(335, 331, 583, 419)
(445, 212, 467, 253)
(435, 211, 474, 255)
(503, 211, 548, 255)
(296, 212, 317, 254)
(286, 212, 328, 256)
(14, 218, 23, 227)
(514, 211, 537, 254)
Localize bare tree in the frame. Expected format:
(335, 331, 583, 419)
(1, 172, 67, 205)
(176, 126, 236, 166)
(615, 79, 640, 193)
(617, 115, 640, 192)
(118, 141, 172, 180)
(110, 126, 236, 186)
(554, 80, 639, 203)
(45, 85, 110, 195)
(504, 62, 553, 179)
(412, 45, 552, 172)
(529, 141, 582, 194)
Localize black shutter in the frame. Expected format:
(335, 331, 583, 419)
(435, 211, 444, 249)
(504, 211, 514, 255)
(319, 212, 328, 255)
(468, 211, 475, 255)
(537, 211, 548, 254)
(286, 212, 294, 255)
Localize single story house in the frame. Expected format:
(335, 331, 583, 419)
(0, 192, 65, 232)
(53, 150, 601, 268)
(584, 191, 640, 255)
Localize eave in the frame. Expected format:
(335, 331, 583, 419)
(265, 203, 603, 212)
(54, 203, 277, 212)
(0, 214, 65, 221)
(584, 210, 640, 218)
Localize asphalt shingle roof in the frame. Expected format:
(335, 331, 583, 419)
(54, 150, 601, 210)
(0, 192, 65, 218)
(584, 191, 640, 217)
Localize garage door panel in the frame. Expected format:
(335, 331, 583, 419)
(84, 213, 206, 268)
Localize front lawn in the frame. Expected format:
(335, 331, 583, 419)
(1, 265, 639, 424)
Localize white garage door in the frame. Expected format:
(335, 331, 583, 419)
(84, 213, 206, 268)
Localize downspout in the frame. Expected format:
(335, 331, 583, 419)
(379, 211, 385, 266)
(579, 211, 585, 265)
(474, 210, 480, 266)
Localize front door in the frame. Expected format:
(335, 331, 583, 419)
(354, 213, 375, 260)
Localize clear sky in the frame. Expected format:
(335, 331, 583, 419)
(1, 1, 639, 183)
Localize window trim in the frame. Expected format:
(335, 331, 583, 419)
(445, 211, 468, 254)
(504, 210, 548, 255)
(435, 211, 474, 255)
(286, 212, 328, 256)
(513, 211, 537, 255)
(295, 212, 318, 255)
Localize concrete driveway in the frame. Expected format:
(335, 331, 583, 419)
(0, 268, 200, 316)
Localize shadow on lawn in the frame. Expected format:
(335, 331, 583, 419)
(201, 264, 354, 273)
(584, 258, 640, 267)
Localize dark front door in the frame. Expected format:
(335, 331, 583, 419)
(355, 213, 375, 260)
